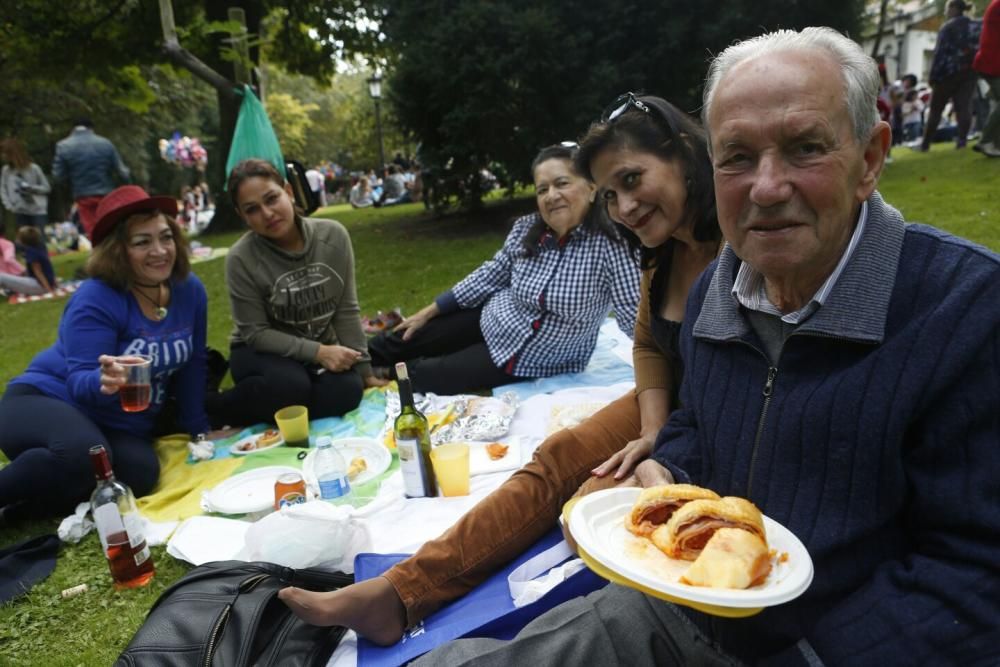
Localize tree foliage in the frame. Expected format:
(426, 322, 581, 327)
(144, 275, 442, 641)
(0, 0, 385, 222)
(265, 66, 411, 171)
(381, 0, 865, 200)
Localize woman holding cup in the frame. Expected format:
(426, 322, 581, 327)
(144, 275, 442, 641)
(0, 185, 218, 521)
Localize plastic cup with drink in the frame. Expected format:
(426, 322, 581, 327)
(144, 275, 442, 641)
(116, 355, 152, 412)
(274, 405, 310, 448)
(429, 443, 471, 497)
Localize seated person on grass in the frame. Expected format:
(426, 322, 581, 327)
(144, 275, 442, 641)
(0, 226, 55, 296)
(0, 186, 226, 523)
(366, 143, 641, 395)
(280, 96, 724, 643)
(373, 27, 999, 666)
(205, 159, 387, 429)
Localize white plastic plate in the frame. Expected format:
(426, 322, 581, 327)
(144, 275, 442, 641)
(229, 432, 285, 456)
(202, 466, 301, 514)
(301, 437, 392, 489)
(569, 487, 813, 610)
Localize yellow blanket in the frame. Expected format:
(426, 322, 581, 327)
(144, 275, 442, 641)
(136, 434, 242, 522)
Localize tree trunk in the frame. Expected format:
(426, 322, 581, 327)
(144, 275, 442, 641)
(871, 0, 890, 58)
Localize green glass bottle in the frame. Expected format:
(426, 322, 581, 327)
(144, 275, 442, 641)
(394, 362, 437, 497)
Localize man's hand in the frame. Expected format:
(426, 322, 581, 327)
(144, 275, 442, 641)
(364, 374, 389, 388)
(394, 303, 439, 341)
(591, 434, 655, 480)
(314, 345, 362, 373)
(633, 459, 674, 487)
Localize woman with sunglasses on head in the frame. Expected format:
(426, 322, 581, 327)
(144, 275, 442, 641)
(366, 143, 641, 395)
(279, 95, 721, 644)
(0, 186, 221, 522)
(205, 159, 386, 429)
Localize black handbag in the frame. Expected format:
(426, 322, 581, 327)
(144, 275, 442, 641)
(115, 560, 352, 667)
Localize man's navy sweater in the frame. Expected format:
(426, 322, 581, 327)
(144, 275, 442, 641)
(653, 192, 1000, 664)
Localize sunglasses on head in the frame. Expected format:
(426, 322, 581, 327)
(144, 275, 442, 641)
(600, 91, 680, 137)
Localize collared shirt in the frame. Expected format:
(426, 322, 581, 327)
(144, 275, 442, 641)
(436, 213, 640, 377)
(732, 201, 868, 324)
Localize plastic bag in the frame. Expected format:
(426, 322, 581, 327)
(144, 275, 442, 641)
(235, 501, 371, 574)
(225, 85, 285, 178)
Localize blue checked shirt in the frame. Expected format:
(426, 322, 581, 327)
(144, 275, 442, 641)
(435, 213, 640, 377)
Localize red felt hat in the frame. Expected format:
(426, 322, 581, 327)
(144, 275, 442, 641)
(90, 185, 178, 246)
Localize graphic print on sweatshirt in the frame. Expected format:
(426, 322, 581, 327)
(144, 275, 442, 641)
(121, 330, 194, 407)
(269, 263, 344, 339)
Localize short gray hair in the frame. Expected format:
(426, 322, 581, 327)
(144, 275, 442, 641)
(702, 27, 880, 144)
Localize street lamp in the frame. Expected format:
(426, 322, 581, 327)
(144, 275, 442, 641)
(892, 10, 908, 79)
(367, 72, 386, 170)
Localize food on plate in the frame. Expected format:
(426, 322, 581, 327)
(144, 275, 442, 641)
(255, 429, 282, 448)
(624, 484, 721, 537)
(236, 439, 257, 452)
(347, 456, 368, 480)
(651, 496, 767, 561)
(485, 442, 509, 461)
(679, 527, 772, 589)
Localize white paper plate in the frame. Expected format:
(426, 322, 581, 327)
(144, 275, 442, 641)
(202, 466, 301, 515)
(301, 437, 392, 489)
(569, 487, 813, 612)
(229, 432, 285, 456)
(466, 437, 520, 476)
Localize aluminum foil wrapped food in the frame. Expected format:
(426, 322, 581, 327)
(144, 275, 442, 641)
(382, 391, 519, 446)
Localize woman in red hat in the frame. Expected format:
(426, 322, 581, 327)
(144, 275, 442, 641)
(0, 185, 222, 521)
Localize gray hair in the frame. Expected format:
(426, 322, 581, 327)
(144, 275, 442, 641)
(702, 27, 880, 144)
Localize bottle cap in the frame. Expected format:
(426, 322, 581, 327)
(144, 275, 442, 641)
(395, 362, 409, 381)
(316, 436, 332, 448)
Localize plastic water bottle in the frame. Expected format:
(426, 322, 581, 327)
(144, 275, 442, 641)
(314, 436, 350, 500)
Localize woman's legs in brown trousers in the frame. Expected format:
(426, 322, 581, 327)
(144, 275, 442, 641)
(279, 391, 641, 644)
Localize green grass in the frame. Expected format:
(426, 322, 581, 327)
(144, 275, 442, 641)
(1, 148, 998, 665)
(0, 195, 531, 666)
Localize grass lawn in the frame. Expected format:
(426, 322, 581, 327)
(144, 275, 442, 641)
(0, 146, 997, 665)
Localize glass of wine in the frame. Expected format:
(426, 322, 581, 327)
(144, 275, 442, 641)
(117, 355, 152, 412)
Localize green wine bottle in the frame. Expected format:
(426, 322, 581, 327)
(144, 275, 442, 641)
(394, 362, 437, 497)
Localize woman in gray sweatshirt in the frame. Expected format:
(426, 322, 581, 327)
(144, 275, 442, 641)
(205, 159, 385, 428)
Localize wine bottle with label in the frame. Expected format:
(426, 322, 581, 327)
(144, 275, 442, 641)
(393, 362, 437, 497)
(89, 445, 155, 589)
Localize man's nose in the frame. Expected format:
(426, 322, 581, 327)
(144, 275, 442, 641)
(749, 155, 793, 207)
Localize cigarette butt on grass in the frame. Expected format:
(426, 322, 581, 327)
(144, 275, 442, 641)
(61, 583, 88, 599)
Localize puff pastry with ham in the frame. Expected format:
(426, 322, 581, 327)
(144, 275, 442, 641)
(679, 527, 772, 589)
(651, 496, 766, 561)
(624, 484, 721, 537)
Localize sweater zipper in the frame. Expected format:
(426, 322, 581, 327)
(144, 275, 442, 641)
(746, 365, 778, 498)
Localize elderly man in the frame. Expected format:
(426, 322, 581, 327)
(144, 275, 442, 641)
(413, 27, 1000, 666)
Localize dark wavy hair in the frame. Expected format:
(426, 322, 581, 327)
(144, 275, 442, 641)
(575, 95, 719, 268)
(520, 144, 622, 256)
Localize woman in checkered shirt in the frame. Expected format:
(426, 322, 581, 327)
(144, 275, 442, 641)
(367, 143, 642, 395)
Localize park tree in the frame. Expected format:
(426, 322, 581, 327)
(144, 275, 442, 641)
(0, 0, 385, 224)
(380, 0, 865, 207)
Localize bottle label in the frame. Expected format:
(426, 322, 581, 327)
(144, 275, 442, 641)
(397, 437, 428, 497)
(133, 543, 151, 567)
(93, 503, 125, 553)
(122, 512, 146, 549)
(319, 476, 350, 500)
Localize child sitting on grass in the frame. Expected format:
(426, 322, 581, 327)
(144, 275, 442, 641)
(0, 226, 56, 296)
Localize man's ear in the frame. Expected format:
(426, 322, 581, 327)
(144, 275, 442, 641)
(857, 120, 892, 202)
